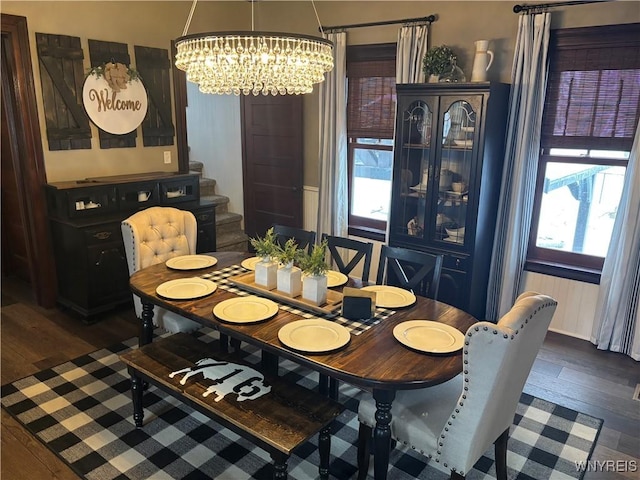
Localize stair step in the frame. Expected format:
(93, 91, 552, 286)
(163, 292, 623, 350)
(190, 161, 204, 173)
(199, 178, 217, 197)
(216, 212, 244, 236)
(202, 194, 229, 214)
(216, 231, 249, 252)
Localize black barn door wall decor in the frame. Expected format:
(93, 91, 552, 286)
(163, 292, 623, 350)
(88, 39, 137, 148)
(36, 32, 91, 150)
(134, 46, 175, 147)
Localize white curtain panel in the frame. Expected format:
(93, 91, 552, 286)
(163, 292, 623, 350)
(316, 31, 348, 238)
(485, 12, 551, 321)
(396, 23, 429, 83)
(591, 123, 640, 360)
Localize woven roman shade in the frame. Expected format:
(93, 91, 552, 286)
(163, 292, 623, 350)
(541, 23, 640, 151)
(347, 45, 396, 139)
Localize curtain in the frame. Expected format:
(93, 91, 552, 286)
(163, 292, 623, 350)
(396, 23, 429, 83)
(485, 12, 552, 321)
(316, 31, 348, 238)
(591, 123, 640, 360)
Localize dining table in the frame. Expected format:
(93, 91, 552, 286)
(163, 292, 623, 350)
(129, 251, 477, 480)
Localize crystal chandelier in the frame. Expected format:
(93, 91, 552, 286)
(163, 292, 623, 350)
(175, 0, 334, 96)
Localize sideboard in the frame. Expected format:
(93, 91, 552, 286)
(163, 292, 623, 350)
(45, 172, 216, 319)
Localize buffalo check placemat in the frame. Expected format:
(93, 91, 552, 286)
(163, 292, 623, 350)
(199, 264, 396, 335)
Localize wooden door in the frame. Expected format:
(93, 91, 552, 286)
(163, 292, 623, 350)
(1, 14, 57, 307)
(241, 95, 303, 239)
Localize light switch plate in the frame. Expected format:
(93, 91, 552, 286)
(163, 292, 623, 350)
(163, 151, 171, 164)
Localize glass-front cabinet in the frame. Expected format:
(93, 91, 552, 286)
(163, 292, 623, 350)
(389, 83, 510, 319)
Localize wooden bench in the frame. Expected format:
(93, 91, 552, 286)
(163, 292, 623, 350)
(119, 333, 344, 480)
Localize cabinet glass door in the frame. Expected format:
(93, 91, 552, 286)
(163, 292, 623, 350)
(433, 97, 479, 246)
(392, 99, 436, 240)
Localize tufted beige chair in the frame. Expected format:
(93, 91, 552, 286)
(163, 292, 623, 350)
(357, 292, 558, 480)
(121, 207, 200, 333)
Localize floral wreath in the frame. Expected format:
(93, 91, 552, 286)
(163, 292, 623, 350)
(87, 62, 140, 93)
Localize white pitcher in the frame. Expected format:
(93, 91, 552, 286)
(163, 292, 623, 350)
(470, 40, 494, 82)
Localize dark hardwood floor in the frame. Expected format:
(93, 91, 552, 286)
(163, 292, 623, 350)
(1, 275, 638, 479)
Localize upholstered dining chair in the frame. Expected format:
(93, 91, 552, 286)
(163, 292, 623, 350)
(356, 292, 558, 480)
(321, 234, 374, 283)
(272, 224, 316, 254)
(376, 245, 444, 299)
(121, 207, 201, 333)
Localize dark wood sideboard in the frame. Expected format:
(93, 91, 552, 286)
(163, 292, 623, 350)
(45, 172, 216, 319)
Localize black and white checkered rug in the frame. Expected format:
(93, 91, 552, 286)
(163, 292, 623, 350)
(1, 329, 602, 480)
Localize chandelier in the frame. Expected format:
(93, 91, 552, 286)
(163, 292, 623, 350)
(174, 0, 334, 96)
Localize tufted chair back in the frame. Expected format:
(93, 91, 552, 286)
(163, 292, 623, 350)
(121, 207, 200, 333)
(435, 292, 557, 476)
(357, 292, 557, 480)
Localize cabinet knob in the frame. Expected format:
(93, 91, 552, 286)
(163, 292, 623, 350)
(456, 258, 461, 267)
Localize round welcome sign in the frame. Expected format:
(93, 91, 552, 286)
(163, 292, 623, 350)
(82, 73, 148, 135)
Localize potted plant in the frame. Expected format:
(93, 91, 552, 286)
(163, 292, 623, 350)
(300, 240, 329, 305)
(275, 238, 302, 296)
(422, 45, 457, 82)
(250, 227, 278, 290)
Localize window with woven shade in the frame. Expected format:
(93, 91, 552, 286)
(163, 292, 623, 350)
(346, 44, 396, 239)
(527, 23, 640, 283)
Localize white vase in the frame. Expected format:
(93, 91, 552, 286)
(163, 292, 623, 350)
(255, 256, 277, 290)
(428, 74, 440, 83)
(302, 274, 328, 306)
(470, 40, 494, 82)
(277, 261, 302, 297)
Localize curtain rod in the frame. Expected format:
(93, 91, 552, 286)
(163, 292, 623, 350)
(320, 15, 436, 33)
(513, 0, 611, 14)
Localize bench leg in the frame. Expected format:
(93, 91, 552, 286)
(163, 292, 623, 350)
(271, 452, 288, 480)
(130, 371, 144, 428)
(357, 423, 372, 480)
(319, 425, 331, 480)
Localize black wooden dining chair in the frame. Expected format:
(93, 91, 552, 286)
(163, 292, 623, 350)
(376, 245, 444, 299)
(321, 234, 374, 283)
(273, 224, 316, 254)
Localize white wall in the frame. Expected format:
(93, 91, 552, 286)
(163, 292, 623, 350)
(186, 83, 244, 224)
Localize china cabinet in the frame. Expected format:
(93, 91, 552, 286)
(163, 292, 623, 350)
(45, 173, 216, 319)
(388, 82, 509, 319)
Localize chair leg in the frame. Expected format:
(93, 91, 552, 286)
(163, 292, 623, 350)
(494, 427, 509, 480)
(450, 471, 465, 480)
(318, 425, 331, 480)
(357, 423, 372, 480)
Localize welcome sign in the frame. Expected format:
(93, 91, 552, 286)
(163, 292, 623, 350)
(82, 65, 148, 135)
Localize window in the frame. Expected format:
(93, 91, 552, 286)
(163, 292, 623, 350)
(346, 44, 396, 240)
(527, 23, 640, 283)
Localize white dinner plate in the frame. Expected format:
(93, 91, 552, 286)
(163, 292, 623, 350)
(326, 270, 348, 288)
(213, 295, 279, 324)
(241, 256, 262, 271)
(443, 237, 464, 244)
(360, 285, 416, 308)
(166, 255, 217, 270)
(278, 319, 351, 354)
(156, 278, 217, 300)
(393, 320, 465, 354)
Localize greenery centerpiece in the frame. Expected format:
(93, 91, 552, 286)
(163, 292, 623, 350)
(300, 240, 329, 305)
(422, 45, 457, 81)
(250, 227, 277, 260)
(275, 238, 302, 296)
(250, 227, 278, 290)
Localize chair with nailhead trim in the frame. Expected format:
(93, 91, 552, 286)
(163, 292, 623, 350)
(122, 206, 201, 333)
(356, 292, 557, 480)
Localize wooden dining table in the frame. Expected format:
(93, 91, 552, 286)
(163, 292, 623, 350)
(129, 251, 477, 480)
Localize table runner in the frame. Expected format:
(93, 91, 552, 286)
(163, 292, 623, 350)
(199, 264, 396, 335)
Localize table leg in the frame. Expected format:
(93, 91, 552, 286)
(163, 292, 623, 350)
(372, 388, 395, 480)
(139, 301, 154, 347)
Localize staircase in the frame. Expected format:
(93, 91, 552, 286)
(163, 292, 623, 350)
(190, 161, 249, 252)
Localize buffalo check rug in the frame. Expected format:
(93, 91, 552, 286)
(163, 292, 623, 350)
(1, 328, 602, 480)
